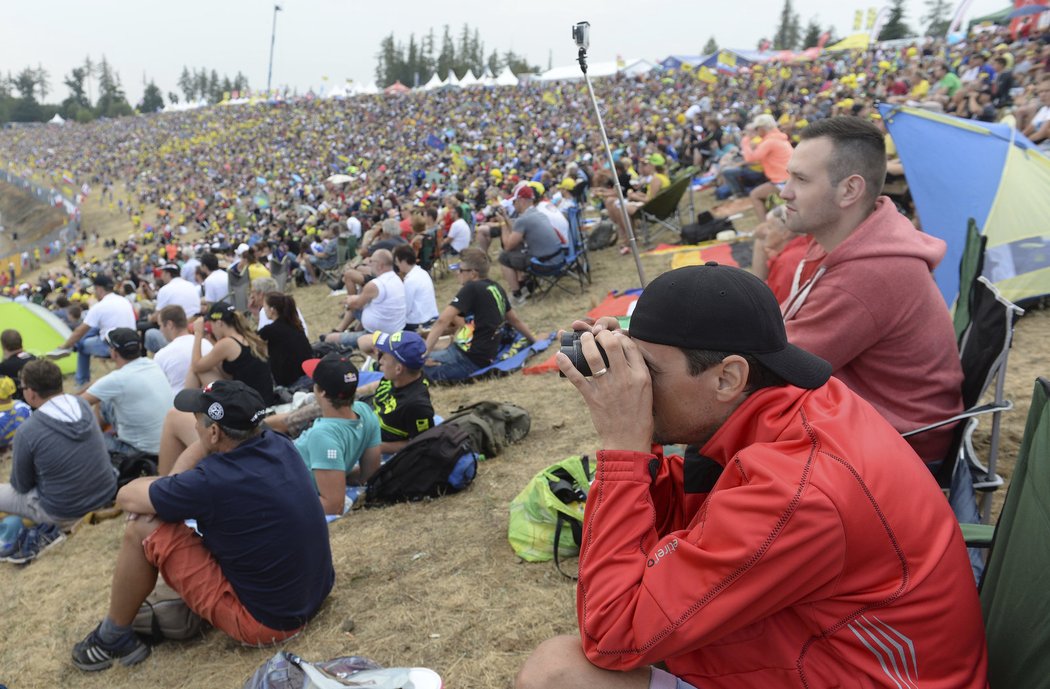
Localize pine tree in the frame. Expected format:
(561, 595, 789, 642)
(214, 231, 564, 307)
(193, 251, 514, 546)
(437, 25, 455, 79)
(703, 36, 719, 54)
(139, 81, 164, 113)
(923, 0, 952, 36)
(773, 0, 801, 49)
(878, 0, 913, 40)
(802, 17, 822, 48)
(178, 66, 194, 101)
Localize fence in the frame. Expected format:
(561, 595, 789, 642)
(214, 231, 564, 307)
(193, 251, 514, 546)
(0, 169, 79, 280)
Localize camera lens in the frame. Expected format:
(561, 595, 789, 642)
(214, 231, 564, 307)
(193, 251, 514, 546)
(559, 331, 608, 378)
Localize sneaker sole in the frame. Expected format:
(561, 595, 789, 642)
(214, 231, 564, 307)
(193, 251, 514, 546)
(4, 532, 66, 565)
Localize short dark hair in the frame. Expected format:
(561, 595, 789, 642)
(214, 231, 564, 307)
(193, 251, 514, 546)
(20, 359, 63, 398)
(200, 414, 259, 442)
(393, 243, 417, 266)
(798, 116, 886, 204)
(200, 253, 219, 271)
(1, 329, 23, 352)
(682, 349, 787, 394)
(158, 305, 188, 329)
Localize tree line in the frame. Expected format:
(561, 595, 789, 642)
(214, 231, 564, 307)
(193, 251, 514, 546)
(374, 23, 540, 87)
(762, 0, 953, 51)
(0, 56, 250, 125)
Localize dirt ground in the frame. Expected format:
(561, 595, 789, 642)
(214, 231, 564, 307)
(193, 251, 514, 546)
(0, 186, 1047, 689)
(0, 179, 69, 259)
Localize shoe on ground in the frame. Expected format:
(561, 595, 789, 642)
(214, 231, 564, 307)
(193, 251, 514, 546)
(46, 347, 73, 359)
(2, 523, 66, 564)
(511, 291, 529, 308)
(328, 288, 348, 297)
(72, 624, 151, 671)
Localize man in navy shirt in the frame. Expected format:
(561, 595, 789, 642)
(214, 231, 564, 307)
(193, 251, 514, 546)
(72, 380, 334, 671)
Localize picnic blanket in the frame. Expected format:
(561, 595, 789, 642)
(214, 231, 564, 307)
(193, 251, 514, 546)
(523, 291, 642, 375)
(470, 331, 557, 379)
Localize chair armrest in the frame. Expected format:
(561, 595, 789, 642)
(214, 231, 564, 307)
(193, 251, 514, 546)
(901, 401, 1013, 438)
(960, 522, 995, 548)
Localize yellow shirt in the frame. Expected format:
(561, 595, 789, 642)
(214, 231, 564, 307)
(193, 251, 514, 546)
(247, 263, 272, 280)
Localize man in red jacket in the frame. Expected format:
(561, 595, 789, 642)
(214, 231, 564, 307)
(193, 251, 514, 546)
(778, 116, 963, 465)
(515, 264, 987, 689)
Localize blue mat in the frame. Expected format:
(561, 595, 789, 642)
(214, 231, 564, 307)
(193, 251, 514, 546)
(470, 331, 557, 379)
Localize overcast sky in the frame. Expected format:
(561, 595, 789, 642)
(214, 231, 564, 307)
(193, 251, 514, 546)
(2, 0, 1007, 104)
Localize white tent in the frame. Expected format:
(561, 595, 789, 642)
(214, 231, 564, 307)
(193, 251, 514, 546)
(422, 73, 444, 90)
(445, 70, 461, 88)
(352, 81, 379, 95)
(48, 113, 65, 125)
(459, 70, 481, 87)
(495, 67, 519, 87)
(536, 58, 655, 82)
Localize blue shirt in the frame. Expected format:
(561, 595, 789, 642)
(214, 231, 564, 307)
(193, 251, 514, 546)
(293, 402, 380, 481)
(149, 431, 334, 630)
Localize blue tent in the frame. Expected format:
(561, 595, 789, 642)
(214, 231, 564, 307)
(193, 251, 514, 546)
(880, 103, 1050, 306)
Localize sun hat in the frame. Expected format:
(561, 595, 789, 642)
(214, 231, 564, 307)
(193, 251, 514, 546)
(628, 263, 831, 389)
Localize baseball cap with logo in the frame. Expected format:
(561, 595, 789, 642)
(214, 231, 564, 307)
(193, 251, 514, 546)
(103, 328, 141, 358)
(174, 380, 266, 430)
(511, 184, 535, 201)
(372, 331, 427, 370)
(207, 301, 237, 322)
(302, 352, 359, 400)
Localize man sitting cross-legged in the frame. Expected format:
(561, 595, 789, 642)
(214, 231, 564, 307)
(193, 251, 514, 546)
(71, 380, 334, 671)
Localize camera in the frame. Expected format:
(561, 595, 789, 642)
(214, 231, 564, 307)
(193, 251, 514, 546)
(572, 21, 590, 50)
(560, 331, 608, 377)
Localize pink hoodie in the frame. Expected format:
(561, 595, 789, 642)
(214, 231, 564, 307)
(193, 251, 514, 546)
(781, 198, 963, 462)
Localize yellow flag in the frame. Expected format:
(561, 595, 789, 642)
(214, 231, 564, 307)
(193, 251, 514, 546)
(717, 51, 736, 68)
(680, 62, 693, 72)
(541, 91, 557, 105)
(696, 66, 717, 84)
(866, 7, 877, 30)
(853, 9, 863, 30)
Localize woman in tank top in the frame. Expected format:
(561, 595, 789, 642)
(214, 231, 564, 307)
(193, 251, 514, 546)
(186, 301, 274, 403)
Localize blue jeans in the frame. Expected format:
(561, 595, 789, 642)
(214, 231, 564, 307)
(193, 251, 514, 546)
(74, 328, 111, 386)
(144, 328, 168, 354)
(721, 166, 768, 198)
(423, 345, 480, 382)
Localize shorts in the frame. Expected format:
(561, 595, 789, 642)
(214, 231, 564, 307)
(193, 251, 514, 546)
(487, 225, 502, 239)
(498, 248, 530, 271)
(650, 667, 701, 689)
(143, 522, 302, 646)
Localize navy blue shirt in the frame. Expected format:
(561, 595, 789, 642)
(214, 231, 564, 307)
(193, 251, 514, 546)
(149, 431, 334, 630)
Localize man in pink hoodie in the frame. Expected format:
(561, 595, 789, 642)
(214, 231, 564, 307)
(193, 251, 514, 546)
(779, 116, 963, 464)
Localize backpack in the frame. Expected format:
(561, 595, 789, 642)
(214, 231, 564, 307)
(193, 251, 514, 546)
(110, 450, 159, 490)
(442, 401, 531, 459)
(132, 578, 204, 642)
(680, 210, 734, 245)
(507, 455, 593, 578)
(364, 423, 478, 505)
(586, 220, 617, 251)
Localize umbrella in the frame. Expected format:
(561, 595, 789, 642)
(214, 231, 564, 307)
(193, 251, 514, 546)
(1008, 4, 1049, 19)
(296, 204, 317, 216)
(326, 174, 353, 184)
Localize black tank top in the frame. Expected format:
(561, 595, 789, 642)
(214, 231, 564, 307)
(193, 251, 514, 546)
(222, 341, 275, 404)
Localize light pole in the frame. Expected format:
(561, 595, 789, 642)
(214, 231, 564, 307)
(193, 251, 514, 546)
(266, 5, 282, 95)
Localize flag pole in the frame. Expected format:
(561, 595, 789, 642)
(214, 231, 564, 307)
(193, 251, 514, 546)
(266, 5, 282, 95)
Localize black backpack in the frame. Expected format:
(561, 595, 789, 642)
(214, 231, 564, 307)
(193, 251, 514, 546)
(680, 210, 734, 245)
(364, 423, 478, 505)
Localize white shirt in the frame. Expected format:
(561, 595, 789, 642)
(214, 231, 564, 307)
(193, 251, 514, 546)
(156, 276, 201, 318)
(402, 265, 440, 326)
(1032, 105, 1050, 130)
(446, 218, 471, 253)
(84, 292, 136, 338)
(345, 216, 362, 239)
(181, 258, 200, 283)
(154, 333, 212, 393)
(203, 269, 229, 303)
(361, 269, 407, 334)
(538, 201, 570, 239)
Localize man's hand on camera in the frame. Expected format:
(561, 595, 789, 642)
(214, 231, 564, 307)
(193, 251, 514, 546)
(556, 330, 653, 454)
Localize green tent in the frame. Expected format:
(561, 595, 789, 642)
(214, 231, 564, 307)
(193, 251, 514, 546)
(969, 6, 1013, 26)
(0, 298, 75, 375)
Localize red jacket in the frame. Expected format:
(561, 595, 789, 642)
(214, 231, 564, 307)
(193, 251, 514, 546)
(576, 380, 987, 688)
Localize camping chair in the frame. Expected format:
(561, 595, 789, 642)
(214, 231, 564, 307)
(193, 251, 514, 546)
(902, 276, 1024, 522)
(269, 253, 292, 292)
(525, 206, 590, 299)
(319, 235, 356, 286)
(226, 266, 249, 313)
(636, 171, 695, 246)
(958, 377, 1050, 689)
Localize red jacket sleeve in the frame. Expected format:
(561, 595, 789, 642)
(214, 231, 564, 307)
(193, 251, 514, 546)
(576, 449, 845, 671)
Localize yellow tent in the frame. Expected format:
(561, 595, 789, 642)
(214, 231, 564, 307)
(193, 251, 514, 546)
(826, 33, 871, 52)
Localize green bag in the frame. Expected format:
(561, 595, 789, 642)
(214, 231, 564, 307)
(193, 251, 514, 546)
(508, 455, 593, 577)
(444, 401, 531, 459)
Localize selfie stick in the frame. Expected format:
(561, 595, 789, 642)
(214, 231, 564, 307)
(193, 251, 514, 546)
(574, 22, 647, 287)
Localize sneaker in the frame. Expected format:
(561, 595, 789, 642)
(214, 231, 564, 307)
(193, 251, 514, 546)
(329, 288, 348, 297)
(511, 290, 529, 307)
(2, 523, 66, 564)
(72, 624, 151, 671)
(46, 347, 73, 359)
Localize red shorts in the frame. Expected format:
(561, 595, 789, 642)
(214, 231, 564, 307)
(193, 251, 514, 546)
(143, 522, 302, 645)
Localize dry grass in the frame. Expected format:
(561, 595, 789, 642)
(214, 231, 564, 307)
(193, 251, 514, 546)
(1, 189, 1047, 689)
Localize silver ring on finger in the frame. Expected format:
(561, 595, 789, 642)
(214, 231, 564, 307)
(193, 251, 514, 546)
(591, 367, 608, 378)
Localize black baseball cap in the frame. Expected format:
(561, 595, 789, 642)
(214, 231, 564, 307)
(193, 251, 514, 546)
(160, 263, 180, 275)
(207, 301, 237, 322)
(302, 352, 359, 400)
(173, 380, 267, 430)
(103, 328, 141, 358)
(92, 274, 114, 290)
(628, 263, 831, 389)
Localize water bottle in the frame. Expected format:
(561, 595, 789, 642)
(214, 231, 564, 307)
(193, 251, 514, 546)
(0, 514, 25, 558)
